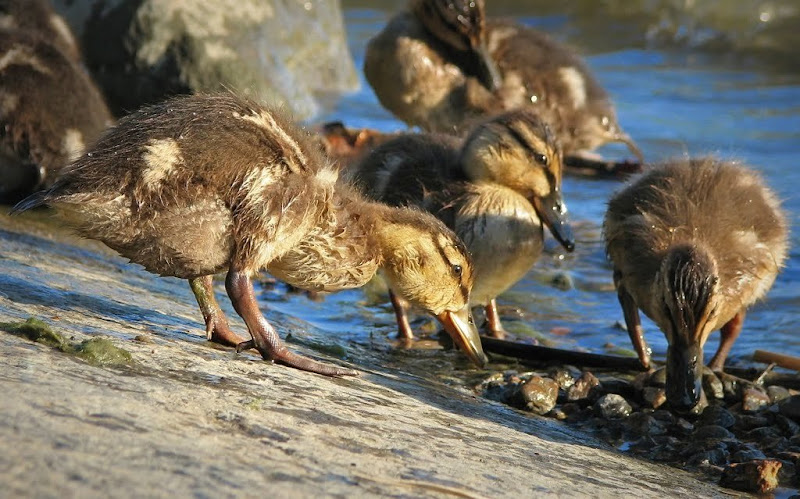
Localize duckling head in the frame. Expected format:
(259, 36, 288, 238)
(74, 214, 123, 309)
(568, 101, 643, 163)
(410, 0, 502, 91)
(375, 206, 487, 366)
(461, 109, 575, 252)
(654, 244, 721, 414)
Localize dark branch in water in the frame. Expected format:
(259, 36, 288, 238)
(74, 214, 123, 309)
(563, 155, 642, 179)
(481, 336, 648, 371)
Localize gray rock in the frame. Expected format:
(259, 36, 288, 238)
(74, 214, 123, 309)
(567, 371, 600, 401)
(699, 405, 736, 429)
(741, 387, 770, 413)
(693, 424, 735, 442)
(642, 386, 666, 409)
(595, 394, 633, 419)
(780, 395, 800, 422)
(767, 385, 791, 404)
(731, 449, 767, 463)
(52, 0, 358, 119)
(520, 376, 559, 415)
(548, 367, 576, 390)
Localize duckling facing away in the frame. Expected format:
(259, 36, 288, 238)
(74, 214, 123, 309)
(604, 158, 788, 412)
(13, 93, 487, 376)
(364, 0, 641, 160)
(0, 6, 112, 203)
(0, 0, 82, 63)
(353, 109, 575, 339)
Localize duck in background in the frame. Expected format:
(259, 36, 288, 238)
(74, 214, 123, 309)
(0, 0, 112, 203)
(604, 157, 788, 413)
(352, 109, 574, 340)
(13, 93, 488, 375)
(364, 0, 642, 163)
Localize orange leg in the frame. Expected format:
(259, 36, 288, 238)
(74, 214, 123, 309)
(189, 275, 247, 347)
(225, 269, 357, 377)
(484, 299, 507, 339)
(389, 290, 414, 340)
(708, 311, 745, 372)
(617, 282, 651, 370)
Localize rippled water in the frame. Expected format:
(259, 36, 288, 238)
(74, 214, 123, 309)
(276, 1, 800, 371)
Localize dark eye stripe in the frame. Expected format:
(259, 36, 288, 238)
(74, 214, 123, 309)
(460, 284, 470, 303)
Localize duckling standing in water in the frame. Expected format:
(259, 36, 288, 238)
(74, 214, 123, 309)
(604, 158, 788, 412)
(0, 1, 112, 203)
(13, 93, 487, 376)
(364, 0, 642, 161)
(353, 109, 574, 339)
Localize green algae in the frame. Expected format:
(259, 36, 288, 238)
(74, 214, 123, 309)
(0, 317, 132, 367)
(0, 317, 69, 350)
(74, 338, 133, 367)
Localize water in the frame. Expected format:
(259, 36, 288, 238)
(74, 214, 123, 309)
(274, 2, 800, 371)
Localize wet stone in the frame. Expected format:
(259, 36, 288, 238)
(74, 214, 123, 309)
(702, 370, 724, 400)
(687, 447, 728, 467)
(520, 376, 559, 415)
(776, 415, 800, 437)
(731, 448, 767, 463)
(595, 394, 632, 419)
(548, 368, 576, 390)
(720, 374, 741, 400)
(735, 414, 771, 431)
(651, 410, 676, 425)
(598, 378, 636, 399)
(675, 418, 695, 435)
(745, 426, 782, 442)
(720, 460, 782, 494)
(642, 386, 666, 409)
(698, 405, 736, 429)
(648, 367, 667, 387)
(741, 387, 771, 413)
(624, 412, 666, 437)
(777, 460, 796, 486)
(779, 395, 800, 422)
(767, 385, 791, 404)
(693, 424, 735, 442)
(549, 407, 568, 421)
(567, 372, 600, 402)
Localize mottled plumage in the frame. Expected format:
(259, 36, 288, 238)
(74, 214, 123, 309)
(353, 109, 574, 338)
(364, 0, 639, 159)
(604, 157, 788, 412)
(14, 93, 487, 375)
(0, 5, 111, 203)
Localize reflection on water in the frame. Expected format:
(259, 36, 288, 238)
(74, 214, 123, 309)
(277, 1, 800, 371)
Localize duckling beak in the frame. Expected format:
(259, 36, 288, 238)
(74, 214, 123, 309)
(532, 190, 575, 252)
(436, 306, 488, 367)
(611, 132, 645, 164)
(665, 339, 704, 414)
(474, 41, 503, 92)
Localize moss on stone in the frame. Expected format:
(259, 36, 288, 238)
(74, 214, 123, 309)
(0, 317, 69, 350)
(74, 338, 133, 367)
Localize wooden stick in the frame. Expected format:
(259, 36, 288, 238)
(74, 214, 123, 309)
(563, 155, 642, 179)
(753, 349, 800, 371)
(480, 336, 647, 371)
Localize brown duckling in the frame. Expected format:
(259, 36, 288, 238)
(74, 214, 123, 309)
(353, 109, 574, 339)
(13, 93, 487, 375)
(0, 27, 112, 203)
(604, 157, 788, 413)
(0, 0, 81, 63)
(364, 0, 641, 161)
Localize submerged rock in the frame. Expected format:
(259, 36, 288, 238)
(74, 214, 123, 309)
(595, 394, 632, 419)
(53, 0, 358, 119)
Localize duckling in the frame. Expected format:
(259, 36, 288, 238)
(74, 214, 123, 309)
(353, 109, 575, 339)
(13, 93, 487, 375)
(0, 0, 81, 63)
(0, 29, 112, 203)
(364, 0, 642, 161)
(604, 157, 788, 413)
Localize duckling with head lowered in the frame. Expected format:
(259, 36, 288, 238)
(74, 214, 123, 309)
(364, 0, 642, 161)
(353, 109, 574, 339)
(13, 93, 487, 376)
(604, 158, 788, 413)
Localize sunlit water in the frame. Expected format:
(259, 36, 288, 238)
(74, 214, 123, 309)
(266, 2, 800, 373)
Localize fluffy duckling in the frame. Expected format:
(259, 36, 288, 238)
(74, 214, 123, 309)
(604, 158, 788, 412)
(0, 0, 82, 63)
(13, 93, 487, 376)
(353, 109, 575, 339)
(364, 0, 641, 161)
(0, 19, 112, 202)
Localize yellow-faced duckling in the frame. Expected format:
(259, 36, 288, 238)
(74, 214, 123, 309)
(364, 0, 642, 161)
(0, 27, 112, 202)
(604, 158, 788, 413)
(353, 109, 575, 339)
(13, 93, 487, 375)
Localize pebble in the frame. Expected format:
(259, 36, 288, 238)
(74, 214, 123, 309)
(595, 394, 632, 419)
(741, 388, 771, 413)
(625, 412, 666, 437)
(548, 368, 576, 390)
(698, 405, 736, 429)
(767, 385, 791, 404)
(567, 372, 600, 402)
(693, 424, 735, 442)
(735, 414, 771, 431)
(520, 376, 559, 415)
(779, 395, 800, 422)
(642, 386, 666, 409)
(731, 448, 767, 463)
(648, 367, 667, 387)
(687, 447, 728, 467)
(775, 414, 800, 437)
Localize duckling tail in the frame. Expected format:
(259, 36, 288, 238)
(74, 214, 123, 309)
(10, 190, 48, 215)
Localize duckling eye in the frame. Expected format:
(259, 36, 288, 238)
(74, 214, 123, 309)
(533, 153, 548, 165)
(452, 264, 462, 277)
